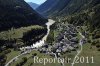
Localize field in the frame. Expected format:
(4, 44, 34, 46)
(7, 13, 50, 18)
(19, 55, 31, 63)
(5, 42, 100, 66)
(0, 25, 44, 40)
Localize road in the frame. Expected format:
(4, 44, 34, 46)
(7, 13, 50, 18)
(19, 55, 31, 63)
(5, 20, 85, 66)
(71, 32, 85, 66)
(5, 19, 55, 66)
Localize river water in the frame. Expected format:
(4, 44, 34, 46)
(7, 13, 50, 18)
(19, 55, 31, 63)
(32, 19, 55, 48)
(20, 19, 55, 50)
(5, 19, 55, 66)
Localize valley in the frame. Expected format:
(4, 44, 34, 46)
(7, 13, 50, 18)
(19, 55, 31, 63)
(0, 0, 100, 66)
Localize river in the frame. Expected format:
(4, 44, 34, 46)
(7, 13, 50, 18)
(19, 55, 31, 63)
(32, 19, 55, 48)
(5, 19, 55, 66)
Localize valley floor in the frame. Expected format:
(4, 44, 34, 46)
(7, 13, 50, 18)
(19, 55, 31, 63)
(5, 20, 100, 66)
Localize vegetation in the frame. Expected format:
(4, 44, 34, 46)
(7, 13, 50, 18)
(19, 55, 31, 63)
(0, 25, 47, 48)
(37, 0, 100, 66)
(0, 0, 47, 31)
(22, 27, 47, 46)
(0, 0, 100, 66)
(16, 57, 27, 66)
(46, 23, 55, 44)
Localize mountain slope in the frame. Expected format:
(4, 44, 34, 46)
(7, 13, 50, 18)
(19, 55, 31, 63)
(0, 0, 47, 31)
(37, 0, 100, 33)
(0, 0, 48, 65)
(27, 2, 39, 9)
(37, 0, 100, 16)
(36, 0, 60, 15)
(38, 0, 100, 53)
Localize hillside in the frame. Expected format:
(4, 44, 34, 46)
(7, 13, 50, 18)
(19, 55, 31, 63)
(0, 0, 100, 66)
(27, 2, 39, 9)
(37, 1, 100, 66)
(36, 0, 60, 15)
(0, 0, 47, 31)
(37, 0, 100, 43)
(37, 0, 100, 16)
(0, 0, 48, 65)
(0, 0, 49, 47)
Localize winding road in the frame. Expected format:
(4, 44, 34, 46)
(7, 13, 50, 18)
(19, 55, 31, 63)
(71, 32, 85, 66)
(5, 19, 85, 66)
(5, 19, 55, 66)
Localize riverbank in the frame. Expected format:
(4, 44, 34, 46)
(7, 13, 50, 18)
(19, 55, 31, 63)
(5, 19, 55, 66)
(19, 19, 55, 50)
(5, 18, 100, 66)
